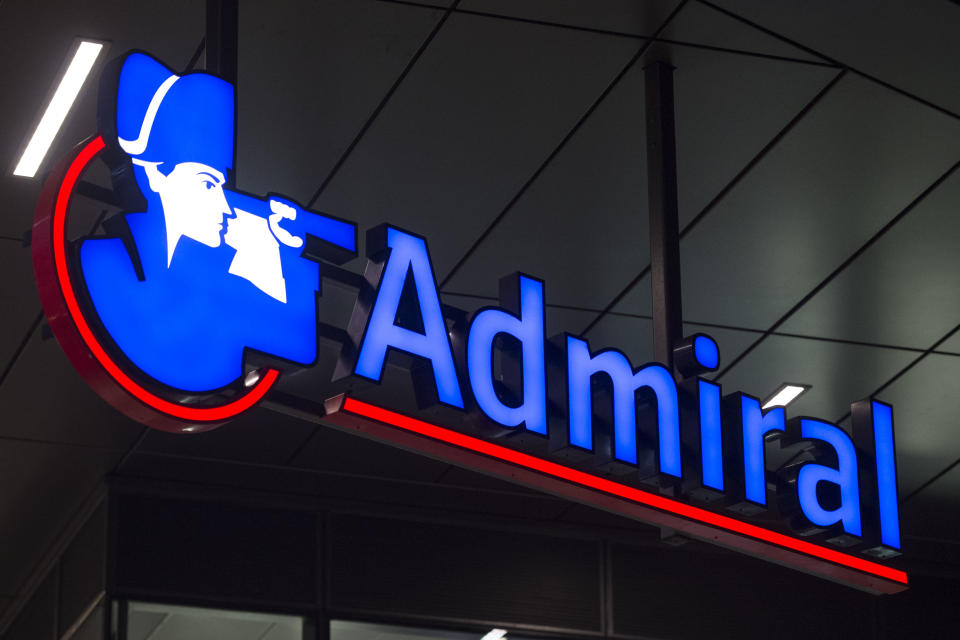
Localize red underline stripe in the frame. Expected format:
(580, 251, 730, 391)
(52, 136, 279, 421)
(342, 397, 907, 585)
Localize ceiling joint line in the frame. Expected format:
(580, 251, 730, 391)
(304, 0, 462, 210)
(124, 449, 556, 501)
(0, 205, 110, 387)
(833, 321, 960, 425)
(113, 426, 151, 475)
(0, 311, 44, 391)
(186, 36, 206, 72)
(375, 0, 840, 68)
(579, 69, 847, 337)
(442, 291, 960, 356)
(715, 159, 960, 382)
(438, 0, 693, 290)
(903, 456, 960, 504)
(277, 376, 381, 466)
(695, 0, 960, 122)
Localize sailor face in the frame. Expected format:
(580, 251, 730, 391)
(153, 162, 231, 249)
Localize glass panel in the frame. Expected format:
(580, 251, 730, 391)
(332, 620, 532, 640)
(126, 601, 303, 640)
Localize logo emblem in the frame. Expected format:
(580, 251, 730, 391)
(33, 52, 356, 431)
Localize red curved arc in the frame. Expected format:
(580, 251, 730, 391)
(52, 136, 279, 422)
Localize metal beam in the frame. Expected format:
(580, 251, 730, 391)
(645, 61, 683, 372)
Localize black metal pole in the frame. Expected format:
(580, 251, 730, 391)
(206, 0, 238, 188)
(205, 0, 239, 85)
(645, 61, 683, 374)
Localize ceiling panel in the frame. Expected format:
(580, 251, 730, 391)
(716, 334, 916, 423)
(612, 73, 960, 329)
(311, 11, 639, 277)
(0, 332, 142, 449)
(707, 0, 960, 115)
(444, 40, 834, 308)
(0, 0, 204, 237)
(136, 407, 315, 466)
(901, 463, 960, 543)
(235, 0, 446, 202)
(288, 421, 450, 482)
(872, 353, 960, 497)
(0, 242, 39, 376)
(460, 0, 680, 37)
(780, 172, 960, 350)
(0, 441, 118, 594)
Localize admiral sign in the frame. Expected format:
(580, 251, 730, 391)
(32, 52, 907, 593)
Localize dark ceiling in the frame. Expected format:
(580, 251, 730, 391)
(0, 0, 958, 626)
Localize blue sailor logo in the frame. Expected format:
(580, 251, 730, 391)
(78, 52, 355, 392)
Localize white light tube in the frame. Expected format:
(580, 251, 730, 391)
(761, 383, 811, 410)
(481, 630, 508, 640)
(13, 40, 104, 178)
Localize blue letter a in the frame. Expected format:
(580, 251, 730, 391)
(351, 227, 463, 408)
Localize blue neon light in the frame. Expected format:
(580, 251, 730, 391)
(353, 228, 463, 408)
(566, 337, 681, 476)
(466, 277, 546, 434)
(871, 401, 901, 549)
(693, 335, 719, 370)
(741, 397, 785, 505)
(698, 380, 723, 491)
(81, 52, 355, 391)
(797, 419, 862, 537)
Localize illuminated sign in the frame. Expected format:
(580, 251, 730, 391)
(33, 51, 905, 592)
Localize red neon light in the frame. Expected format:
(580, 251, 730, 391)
(50, 136, 279, 422)
(342, 397, 908, 585)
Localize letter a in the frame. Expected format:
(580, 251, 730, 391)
(352, 227, 463, 407)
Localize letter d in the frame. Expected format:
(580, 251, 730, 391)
(467, 274, 547, 435)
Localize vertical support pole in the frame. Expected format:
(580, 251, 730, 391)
(205, 0, 239, 85)
(206, 0, 239, 188)
(645, 61, 683, 374)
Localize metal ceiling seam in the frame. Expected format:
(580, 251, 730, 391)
(0, 311, 44, 389)
(903, 456, 960, 504)
(0, 482, 106, 636)
(439, 0, 693, 289)
(714, 160, 960, 382)
(185, 36, 206, 72)
(303, 0, 461, 210)
(834, 321, 960, 426)
(579, 69, 847, 337)
(855, 321, 960, 506)
(115, 448, 558, 502)
(373, 0, 838, 69)
(444, 291, 960, 357)
(696, 0, 960, 122)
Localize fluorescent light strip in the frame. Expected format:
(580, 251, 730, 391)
(481, 630, 507, 640)
(762, 384, 810, 410)
(13, 41, 103, 178)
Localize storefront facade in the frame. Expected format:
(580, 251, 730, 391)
(1, 1, 958, 638)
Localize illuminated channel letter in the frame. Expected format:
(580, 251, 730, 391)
(566, 338, 681, 477)
(354, 228, 463, 408)
(741, 397, 785, 505)
(698, 380, 723, 491)
(466, 275, 547, 434)
(795, 419, 862, 537)
(852, 399, 901, 550)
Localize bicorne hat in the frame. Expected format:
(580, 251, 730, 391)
(114, 52, 234, 172)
